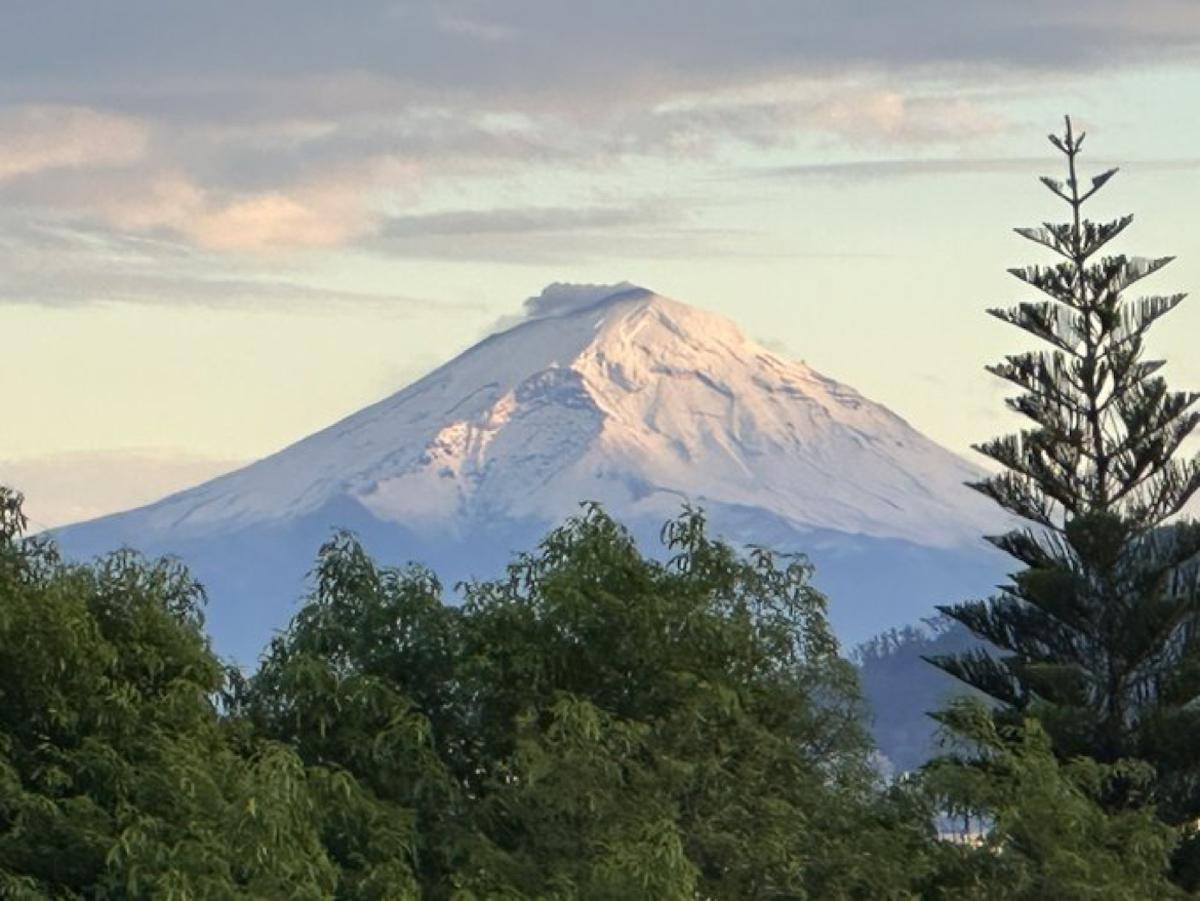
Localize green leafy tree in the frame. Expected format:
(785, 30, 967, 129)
(0, 486, 338, 899)
(922, 700, 1183, 900)
(928, 118, 1200, 877)
(243, 533, 452, 898)
(451, 507, 920, 899)
(250, 505, 936, 899)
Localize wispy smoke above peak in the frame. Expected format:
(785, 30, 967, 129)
(523, 281, 642, 319)
(488, 281, 645, 334)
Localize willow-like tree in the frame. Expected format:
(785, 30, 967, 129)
(928, 117, 1200, 868)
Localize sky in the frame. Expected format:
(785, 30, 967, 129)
(4, 1, 1200, 529)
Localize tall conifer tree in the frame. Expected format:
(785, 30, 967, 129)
(930, 117, 1200, 831)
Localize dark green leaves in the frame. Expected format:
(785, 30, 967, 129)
(0, 490, 338, 899)
(246, 504, 926, 898)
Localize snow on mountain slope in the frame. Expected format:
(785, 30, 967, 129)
(119, 284, 998, 549)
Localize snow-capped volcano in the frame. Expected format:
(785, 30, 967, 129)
(124, 284, 995, 547)
(55, 284, 1006, 663)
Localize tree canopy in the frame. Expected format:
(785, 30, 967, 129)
(0, 486, 340, 898)
(244, 504, 934, 899)
(0, 479, 1192, 896)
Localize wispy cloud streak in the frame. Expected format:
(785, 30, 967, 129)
(751, 156, 1200, 182)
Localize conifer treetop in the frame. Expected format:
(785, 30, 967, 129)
(972, 115, 1200, 535)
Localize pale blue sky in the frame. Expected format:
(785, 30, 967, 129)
(3, 2, 1200, 526)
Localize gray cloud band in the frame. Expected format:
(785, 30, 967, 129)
(4, 1, 1199, 107)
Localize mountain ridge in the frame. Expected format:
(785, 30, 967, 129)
(98, 284, 998, 548)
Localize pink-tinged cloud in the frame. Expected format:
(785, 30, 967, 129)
(70, 157, 420, 253)
(188, 193, 352, 252)
(808, 91, 1006, 145)
(0, 105, 148, 181)
(178, 158, 419, 252)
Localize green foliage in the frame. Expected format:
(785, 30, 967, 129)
(248, 503, 935, 898)
(922, 699, 1184, 900)
(239, 531, 442, 898)
(0, 485, 338, 899)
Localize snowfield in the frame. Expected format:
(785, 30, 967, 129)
(122, 284, 999, 548)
